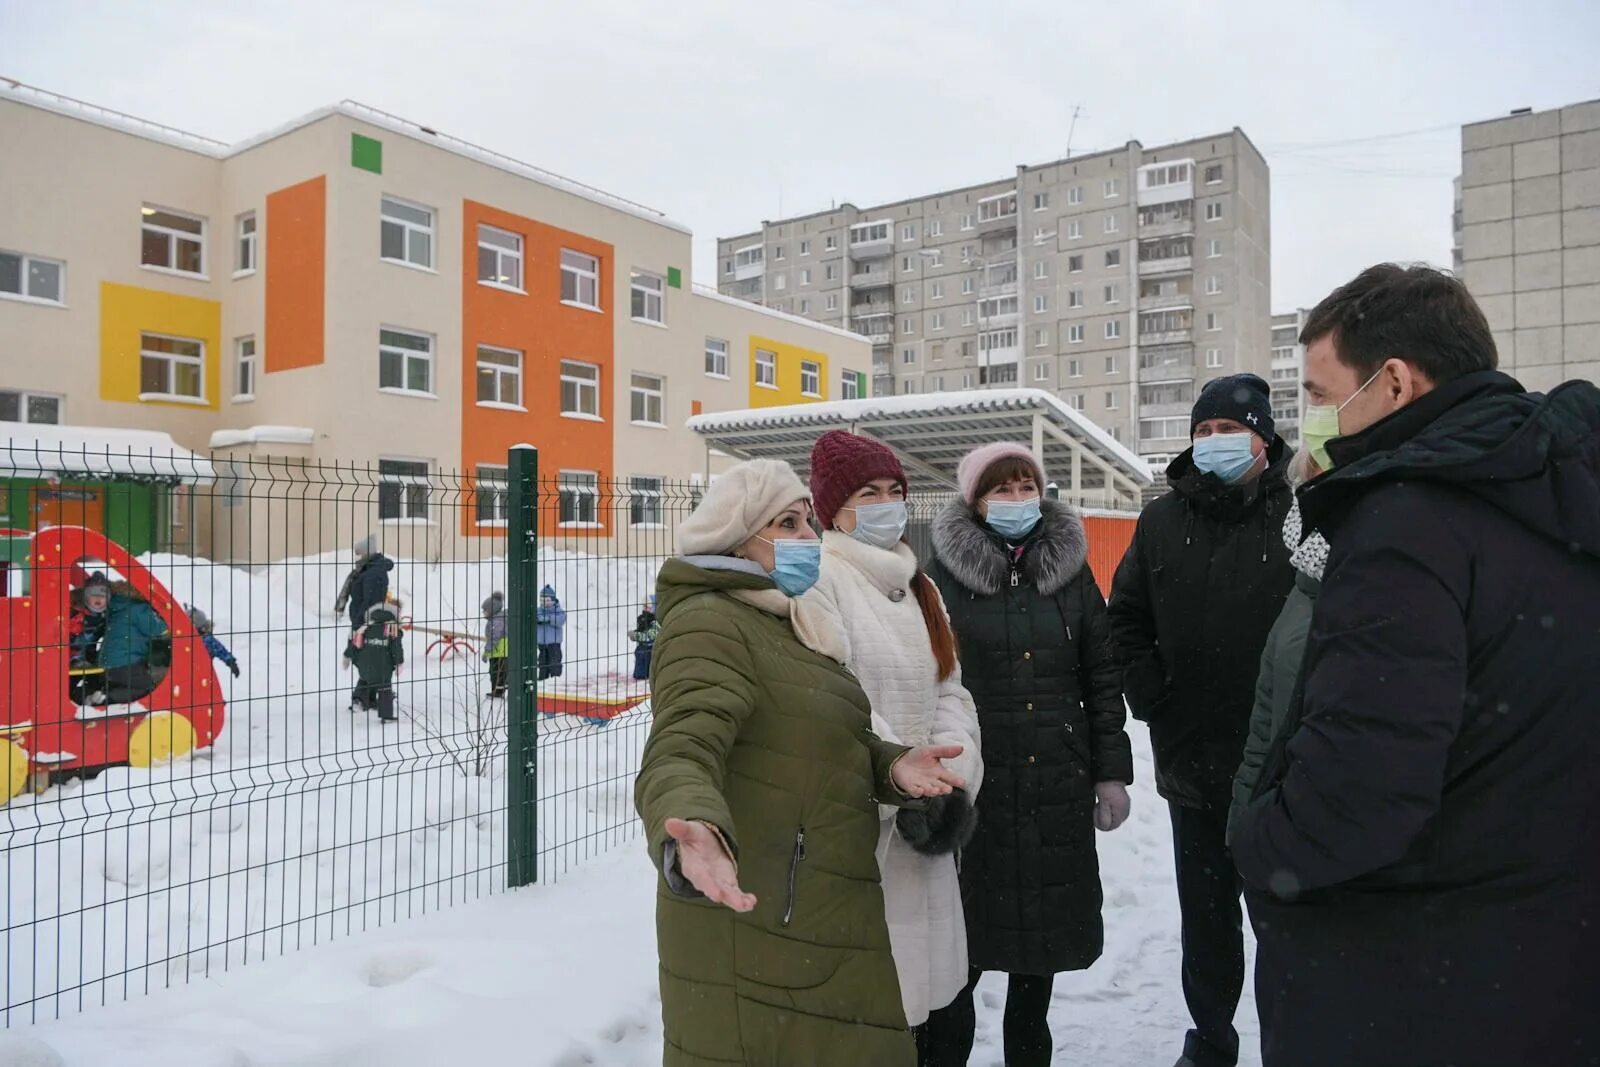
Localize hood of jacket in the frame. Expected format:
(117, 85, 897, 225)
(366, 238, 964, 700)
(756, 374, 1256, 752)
(360, 554, 394, 576)
(1165, 435, 1292, 522)
(1300, 370, 1600, 558)
(656, 555, 781, 622)
(482, 592, 504, 617)
(365, 603, 399, 625)
(931, 496, 1087, 596)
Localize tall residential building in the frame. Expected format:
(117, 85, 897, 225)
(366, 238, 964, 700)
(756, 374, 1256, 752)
(717, 130, 1271, 470)
(0, 81, 868, 553)
(1457, 98, 1600, 391)
(1269, 310, 1306, 449)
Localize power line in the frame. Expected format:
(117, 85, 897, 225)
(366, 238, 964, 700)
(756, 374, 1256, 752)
(1261, 122, 1461, 152)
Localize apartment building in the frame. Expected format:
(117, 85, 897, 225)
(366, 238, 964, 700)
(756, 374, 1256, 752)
(717, 130, 1271, 470)
(0, 82, 868, 554)
(1457, 98, 1600, 390)
(1268, 310, 1305, 449)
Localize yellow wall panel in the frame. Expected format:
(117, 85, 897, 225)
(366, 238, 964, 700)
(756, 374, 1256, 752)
(747, 335, 830, 409)
(99, 282, 223, 410)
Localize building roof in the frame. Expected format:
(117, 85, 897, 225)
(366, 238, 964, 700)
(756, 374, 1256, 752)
(687, 389, 1153, 501)
(2, 424, 215, 484)
(690, 285, 871, 345)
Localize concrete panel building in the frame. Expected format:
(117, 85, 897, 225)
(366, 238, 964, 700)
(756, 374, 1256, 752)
(1269, 310, 1306, 449)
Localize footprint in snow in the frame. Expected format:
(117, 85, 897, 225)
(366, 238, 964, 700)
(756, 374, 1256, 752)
(599, 1013, 650, 1043)
(550, 1049, 597, 1067)
(361, 948, 433, 988)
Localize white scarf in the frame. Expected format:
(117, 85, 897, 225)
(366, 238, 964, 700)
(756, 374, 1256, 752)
(1282, 498, 1330, 582)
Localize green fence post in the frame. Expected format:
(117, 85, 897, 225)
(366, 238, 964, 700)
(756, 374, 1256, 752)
(506, 444, 539, 887)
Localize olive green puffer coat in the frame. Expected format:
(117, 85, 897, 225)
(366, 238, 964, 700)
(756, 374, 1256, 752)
(635, 556, 917, 1067)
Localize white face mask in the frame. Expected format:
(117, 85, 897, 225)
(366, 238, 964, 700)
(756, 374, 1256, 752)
(844, 500, 908, 549)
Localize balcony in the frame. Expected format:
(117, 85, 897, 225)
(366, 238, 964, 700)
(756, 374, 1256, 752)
(1139, 327, 1192, 346)
(1139, 401, 1193, 418)
(1139, 252, 1192, 277)
(1138, 287, 1193, 311)
(848, 267, 893, 290)
(853, 316, 895, 344)
(977, 193, 1019, 234)
(1137, 160, 1195, 207)
(1137, 206, 1194, 240)
(733, 244, 765, 282)
(849, 221, 893, 254)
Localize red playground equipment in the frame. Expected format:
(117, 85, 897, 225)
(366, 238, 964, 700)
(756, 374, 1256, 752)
(0, 525, 225, 802)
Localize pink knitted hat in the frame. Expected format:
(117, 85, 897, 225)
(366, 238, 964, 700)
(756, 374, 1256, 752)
(956, 442, 1047, 507)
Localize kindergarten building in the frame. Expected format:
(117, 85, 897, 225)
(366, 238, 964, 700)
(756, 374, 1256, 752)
(0, 80, 869, 559)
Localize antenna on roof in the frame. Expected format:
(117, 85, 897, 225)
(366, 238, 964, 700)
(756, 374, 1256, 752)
(1064, 105, 1086, 159)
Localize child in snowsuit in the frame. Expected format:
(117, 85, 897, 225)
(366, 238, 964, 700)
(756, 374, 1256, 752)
(536, 584, 566, 680)
(68, 573, 112, 704)
(185, 605, 241, 678)
(345, 600, 404, 722)
(482, 592, 508, 699)
(628, 595, 659, 681)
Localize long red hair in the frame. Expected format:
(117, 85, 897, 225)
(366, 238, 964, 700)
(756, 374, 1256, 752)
(911, 568, 959, 682)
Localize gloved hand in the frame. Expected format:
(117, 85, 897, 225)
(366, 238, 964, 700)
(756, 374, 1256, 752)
(895, 787, 977, 855)
(1093, 781, 1131, 832)
(229, 662, 241, 678)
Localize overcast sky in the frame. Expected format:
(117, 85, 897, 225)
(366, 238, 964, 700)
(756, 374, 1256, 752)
(4, 0, 1597, 311)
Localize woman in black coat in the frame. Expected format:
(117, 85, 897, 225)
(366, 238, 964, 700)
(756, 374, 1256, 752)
(922, 442, 1134, 1067)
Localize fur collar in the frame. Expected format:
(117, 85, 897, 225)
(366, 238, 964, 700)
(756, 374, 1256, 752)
(931, 497, 1088, 596)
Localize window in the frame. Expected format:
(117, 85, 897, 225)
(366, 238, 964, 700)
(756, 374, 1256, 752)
(1207, 238, 1223, 258)
(0, 389, 63, 424)
(930, 280, 945, 300)
(139, 332, 204, 400)
(1205, 202, 1225, 222)
(1204, 163, 1224, 185)
(902, 380, 916, 395)
(235, 336, 257, 400)
(800, 240, 811, 256)
(141, 206, 206, 275)
(1105, 284, 1121, 305)
(1068, 254, 1084, 273)
(902, 287, 915, 305)
(902, 224, 916, 242)
(962, 373, 974, 389)
(1141, 381, 1196, 406)
(756, 349, 777, 388)
(0, 249, 65, 304)
(981, 327, 1018, 352)
(931, 342, 945, 362)
(825, 235, 839, 251)
(1105, 249, 1122, 268)
(841, 371, 861, 400)
(902, 255, 915, 273)
(1070, 393, 1086, 411)
(631, 269, 665, 323)
(379, 459, 431, 521)
(1033, 261, 1048, 280)
(724, 258, 733, 275)
(774, 245, 786, 260)
(1034, 327, 1049, 348)
(476, 345, 522, 407)
(1144, 163, 1192, 189)
(979, 195, 1018, 222)
(1068, 186, 1083, 205)
(1139, 201, 1194, 228)
(773, 274, 788, 292)
(902, 347, 917, 364)
(826, 293, 839, 311)
(1069, 358, 1083, 377)
(1206, 312, 1221, 332)
(1033, 192, 1050, 211)
(1206, 348, 1224, 368)
(560, 360, 600, 416)
(979, 295, 1019, 318)
(1205, 275, 1222, 295)
(800, 360, 821, 397)
(962, 309, 975, 326)
(1034, 363, 1049, 381)
(631, 372, 666, 425)
(477, 225, 524, 290)
(561, 249, 601, 308)
(1068, 288, 1083, 308)
(929, 219, 943, 237)
(1067, 220, 1082, 240)
(1106, 354, 1120, 374)
(1033, 295, 1048, 313)
(1069, 324, 1085, 344)
(235, 213, 257, 274)
(980, 363, 1018, 386)
(1106, 391, 1119, 409)
(379, 197, 433, 269)
(628, 476, 664, 526)
(1105, 320, 1122, 340)
(1104, 214, 1119, 234)
(800, 268, 812, 286)
(799, 298, 810, 315)
(704, 337, 729, 377)
(960, 213, 974, 230)
(378, 328, 433, 395)
(476, 465, 509, 525)
(927, 249, 944, 268)
(932, 312, 945, 331)
(558, 471, 599, 526)
(1141, 417, 1191, 442)
(851, 221, 890, 245)
(1104, 177, 1122, 198)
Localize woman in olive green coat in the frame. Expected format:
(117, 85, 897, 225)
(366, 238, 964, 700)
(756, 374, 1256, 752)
(634, 459, 968, 1067)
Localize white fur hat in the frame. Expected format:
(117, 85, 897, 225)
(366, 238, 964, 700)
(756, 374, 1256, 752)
(677, 460, 810, 557)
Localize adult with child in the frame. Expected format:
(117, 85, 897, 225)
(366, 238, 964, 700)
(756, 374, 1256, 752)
(334, 534, 393, 631)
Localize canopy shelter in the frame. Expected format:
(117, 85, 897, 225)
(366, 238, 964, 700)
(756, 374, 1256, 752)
(1, 424, 215, 485)
(687, 389, 1151, 510)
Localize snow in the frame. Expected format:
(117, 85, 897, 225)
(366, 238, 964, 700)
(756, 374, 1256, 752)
(1, 424, 216, 484)
(207, 427, 316, 449)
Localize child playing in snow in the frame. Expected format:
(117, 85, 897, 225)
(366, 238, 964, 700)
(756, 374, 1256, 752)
(185, 605, 241, 678)
(482, 592, 508, 699)
(345, 598, 405, 723)
(628, 595, 659, 681)
(536, 584, 566, 680)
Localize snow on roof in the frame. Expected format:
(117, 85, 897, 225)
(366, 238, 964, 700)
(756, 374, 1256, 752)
(1, 424, 215, 484)
(690, 285, 874, 345)
(209, 426, 316, 449)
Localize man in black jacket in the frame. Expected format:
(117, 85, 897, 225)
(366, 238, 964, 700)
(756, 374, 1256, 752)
(1108, 374, 1293, 1067)
(1232, 264, 1600, 1067)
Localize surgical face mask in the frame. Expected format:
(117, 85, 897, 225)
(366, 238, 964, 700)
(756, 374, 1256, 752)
(1192, 432, 1259, 484)
(985, 496, 1042, 541)
(1303, 367, 1384, 471)
(762, 537, 823, 597)
(844, 500, 908, 550)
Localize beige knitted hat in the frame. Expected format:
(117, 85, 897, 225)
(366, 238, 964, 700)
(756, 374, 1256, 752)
(677, 459, 810, 556)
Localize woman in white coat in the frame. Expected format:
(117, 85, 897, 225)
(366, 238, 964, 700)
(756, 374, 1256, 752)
(793, 430, 984, 1064)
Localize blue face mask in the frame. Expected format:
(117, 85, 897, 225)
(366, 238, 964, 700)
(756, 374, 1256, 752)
(845, 500, 908, 550)
(1192, 432, 1259, 484)
(764, 537, 823, 597)
(985, 497, 1042, 541)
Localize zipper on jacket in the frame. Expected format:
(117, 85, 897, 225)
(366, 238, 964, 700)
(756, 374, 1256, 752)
(781, 828, 806, 927)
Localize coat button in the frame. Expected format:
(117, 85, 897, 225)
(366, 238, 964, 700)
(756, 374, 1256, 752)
(889, 589, 906, 602)
(1027, 755, 1036, 764)
(1023, 651, 1032, 660)
(1026, 702, 1034, 711)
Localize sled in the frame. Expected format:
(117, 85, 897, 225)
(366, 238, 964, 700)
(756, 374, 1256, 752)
(0, 525, 225, 803)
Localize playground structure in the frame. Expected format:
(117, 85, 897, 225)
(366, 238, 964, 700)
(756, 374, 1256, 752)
(0, 525, 226, 802)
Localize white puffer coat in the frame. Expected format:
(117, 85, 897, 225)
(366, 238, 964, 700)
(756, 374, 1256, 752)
(793, 532, 984, 1026)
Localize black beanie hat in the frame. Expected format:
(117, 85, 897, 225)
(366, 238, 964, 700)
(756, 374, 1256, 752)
(1190, 373, 1275, 442)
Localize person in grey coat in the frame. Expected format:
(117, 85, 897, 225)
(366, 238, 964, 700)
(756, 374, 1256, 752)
(483, 592, 508, 700)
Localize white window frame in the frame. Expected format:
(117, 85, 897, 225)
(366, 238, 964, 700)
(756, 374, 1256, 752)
(1034, 362, 1049, 381)
(929, 219, 943, 237)
(800, 240, 811, 256)
(1105, 284, 1121, 305)
(1069, 358, 1083, 377)
(235, 212, 257, 276)
(901, 224, 916, 242)
(961, 277, 974, 296)
(1034, 328, 1049, 349)
(1106, 391, 1120, 410)
(800, 268, 812, 286)
(798, 297, 810, 315)
(1104, 177, 1122, 198)
(903, 317, 915, 335)
(379, 196, 434, 271)
(1105, 320, 1122, 340)
(138, 331, 206, 403)
(1205, 275, 1222, 295)
(1071, 393, 1085, 411)
(234, 335, 257, 401)
(1206, 312, 1222, 332)
(379, 458, 433, 523)
(1067, 220, 1082, 240)
(1206, 201, 1225, 222)
(1106, 354, 1120, 374)
(476, 344, 524, 409)
(1068, 288, 1083, 308)
(1106, 249, 1123, 268)
(902, 347, 917, 365)
(1033, 294, 1048, 313)
(962, 373, 974, 389)
(902, 255, 915, 273)
(930, 280, 945, 300)
(1206, 348, 1224, 368)
(1105, 214, 1119, 234)
(800, 360, 821, 398)
(1033, 261, 1048, 280)
(1205, 163, 1224, 185)
(475, 464, 509, 527)
(1067, 186, 1083, 205)
(631, 269, 666, 324)
(0, 248, 66, 306)
(629, 475, 665, 527)
(773, 245, 786, 261)
(0, 388, 65, 425)
(840, 370, 861, 400)
(960, 213, 974, 230)
(902, 287, 915, 305)
(140, 205, 207, 278)
(773, 273, 788, 292)
(558, 470, 600, 528)
(560, 360, 602, 418)
(825, 235, 839, 251)
(378, 327, 435, 397)
(1033, 192, 1049, 211)
(825, 293, 839, 311)
(1207, 238, 1223, 259)
(1068, 255, 1084, 273)
(705, 337, 730, 378)
(477, 224, 524, 292)
(755, 349, 778, 389)
(561, 249, 602, 310)
(962, 309, 975, 327)
(631, 372, 666, 426)
(932, 311, 945, 331)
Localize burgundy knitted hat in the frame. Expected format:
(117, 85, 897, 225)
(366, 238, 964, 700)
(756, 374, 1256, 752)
(808, 430, 908, 529)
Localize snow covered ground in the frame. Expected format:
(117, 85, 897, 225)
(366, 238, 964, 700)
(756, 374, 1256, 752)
(3, 720, 1262, 1066)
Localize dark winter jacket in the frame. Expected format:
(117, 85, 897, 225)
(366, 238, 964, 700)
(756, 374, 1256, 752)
(69, 598, 107, 666)
(201, 632, 239, 674)
(482, 594, 507, 659)
(1107, 439, 1294, 807)
(634, 557, 916, 1067)
(925, 498, 1134, 976)
(98, 594, 169, 671)
(342, 554, 393, 630)
(1232, 371, 1600, 1067)
(347, 604, 405, 688)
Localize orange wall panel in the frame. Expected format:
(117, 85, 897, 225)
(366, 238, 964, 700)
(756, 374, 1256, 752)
(461, 199, 614, 538)
(265, 176, 327, 372)
(1082, 513, 1137, 594)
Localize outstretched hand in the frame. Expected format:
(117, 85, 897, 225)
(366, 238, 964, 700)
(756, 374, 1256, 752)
(891, 744, 967, 799)
(663, 817, 756, 913)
